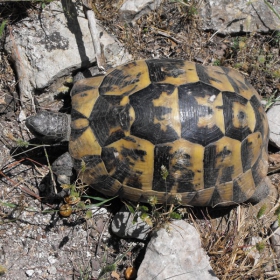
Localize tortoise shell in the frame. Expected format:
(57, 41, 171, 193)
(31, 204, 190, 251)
(69, 59, 269, 207)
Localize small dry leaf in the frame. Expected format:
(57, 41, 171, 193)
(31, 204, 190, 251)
(111, 270, 120, 280)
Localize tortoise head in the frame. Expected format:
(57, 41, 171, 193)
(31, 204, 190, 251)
(26, 111, 71, 142)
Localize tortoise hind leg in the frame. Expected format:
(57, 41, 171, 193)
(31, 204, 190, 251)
(248, 177, 277, 204)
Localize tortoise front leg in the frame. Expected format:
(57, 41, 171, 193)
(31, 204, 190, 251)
(39, 152, 74, 201)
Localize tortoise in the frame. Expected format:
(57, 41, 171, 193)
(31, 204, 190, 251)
(26, 58, 272, 207)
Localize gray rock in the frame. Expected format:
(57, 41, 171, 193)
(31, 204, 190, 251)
(270, 221, 280, 259)
(111, 206, 151, 240)
(199, 0, 280, 35)
(4, 1, 131, 107)
(137, 220, 218, 280)
(267, 102, 280, 148)
(119, 0, 162, 22)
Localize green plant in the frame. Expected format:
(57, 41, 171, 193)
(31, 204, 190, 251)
(257, 204, 267, 219)
(126, 165, 182, 231)
(256, 241, 265, 252)
(0, 20, 7, 38)
(271, 31, 280, 45)
(232, 37, 240, 51)
(213, 59, 221, 66)
(97, 244, 135, 280)
(263, 90, 280, 111)
(171, 0, 199, 17)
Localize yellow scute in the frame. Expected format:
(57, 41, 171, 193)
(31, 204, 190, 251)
(69, 127, 101, 159)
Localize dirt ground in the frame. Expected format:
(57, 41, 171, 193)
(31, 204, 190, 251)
(1, 1, 280, 279)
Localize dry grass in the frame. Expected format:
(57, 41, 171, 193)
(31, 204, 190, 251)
(188, 189, 280, 279)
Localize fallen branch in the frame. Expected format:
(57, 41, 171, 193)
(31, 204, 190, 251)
(82, 0, 106, 72)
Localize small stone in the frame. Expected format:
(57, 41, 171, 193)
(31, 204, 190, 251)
(91, 207, 108, 215)
(111, 206, 151, 240)
(96, 218, 104, 233)
(48, 256, 57, 264)
(25, 270, 34, 277)
(92, 259, 100, 271)
(119, 0, 162, 22)
(86, 251, 91, 257)
(48, 266, 57, 275)
(92, 270, 100, 279)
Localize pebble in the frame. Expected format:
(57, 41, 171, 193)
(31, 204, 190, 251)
(25, 269, 34, 277)
(48, 256, 57, 264)
(48, 266, 57, 275)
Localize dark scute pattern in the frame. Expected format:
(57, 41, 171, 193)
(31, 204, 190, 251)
(102, 147, 144, 189)
(176, 171, 196, 192)
(220, 166, 234, 184)
(89, 96, 110, 146)
(71, 127, 88, 142)
(171, 148, 195, 193)
(195, 64, 211, 84)
(89, 96, 130, 147)
(204, 144, 234, 187)
(180, 81, 220, 98)
(110, 160, 130, 184)
(123, 136, 137, 142)
(101, 147, 117, 173)
(222, 91, 252, 141)
(217, 146, 231, 157)
(153, 145, 172, 192)
(232, 180, 248, 203)
(146, 59, 186, 82)
(208, 188, 222, 207)
(250, 95, 264, 135)
(91, 176, 118, 191)
(241, 138, 254, 172)
(71, 108, 87, 122)
(70, 109, 88, 141)
(71, 84, 95, 96)
(130, 83, 179, 144)
(103, 130, 126, 147)
(211, 69, 227, 84)
(179, 83, 224, 146)
(152, 145, 195, 193)
(222, 67, 251, 94)
(125, 171, 143, 189)
(121, 148, 146, 161)
(118, 104, 131, 130)
(99, 67, 140, 96)
(73, 155, 102, 171)
(251, 156, 264, 187)
(203, 145, 220, 188)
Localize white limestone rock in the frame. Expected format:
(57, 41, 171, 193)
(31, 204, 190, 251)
(199, 0, 280, 34)
(267, 102, 280, 148)
(137, 220, 218, 280)
(4, 1, 131, 107)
